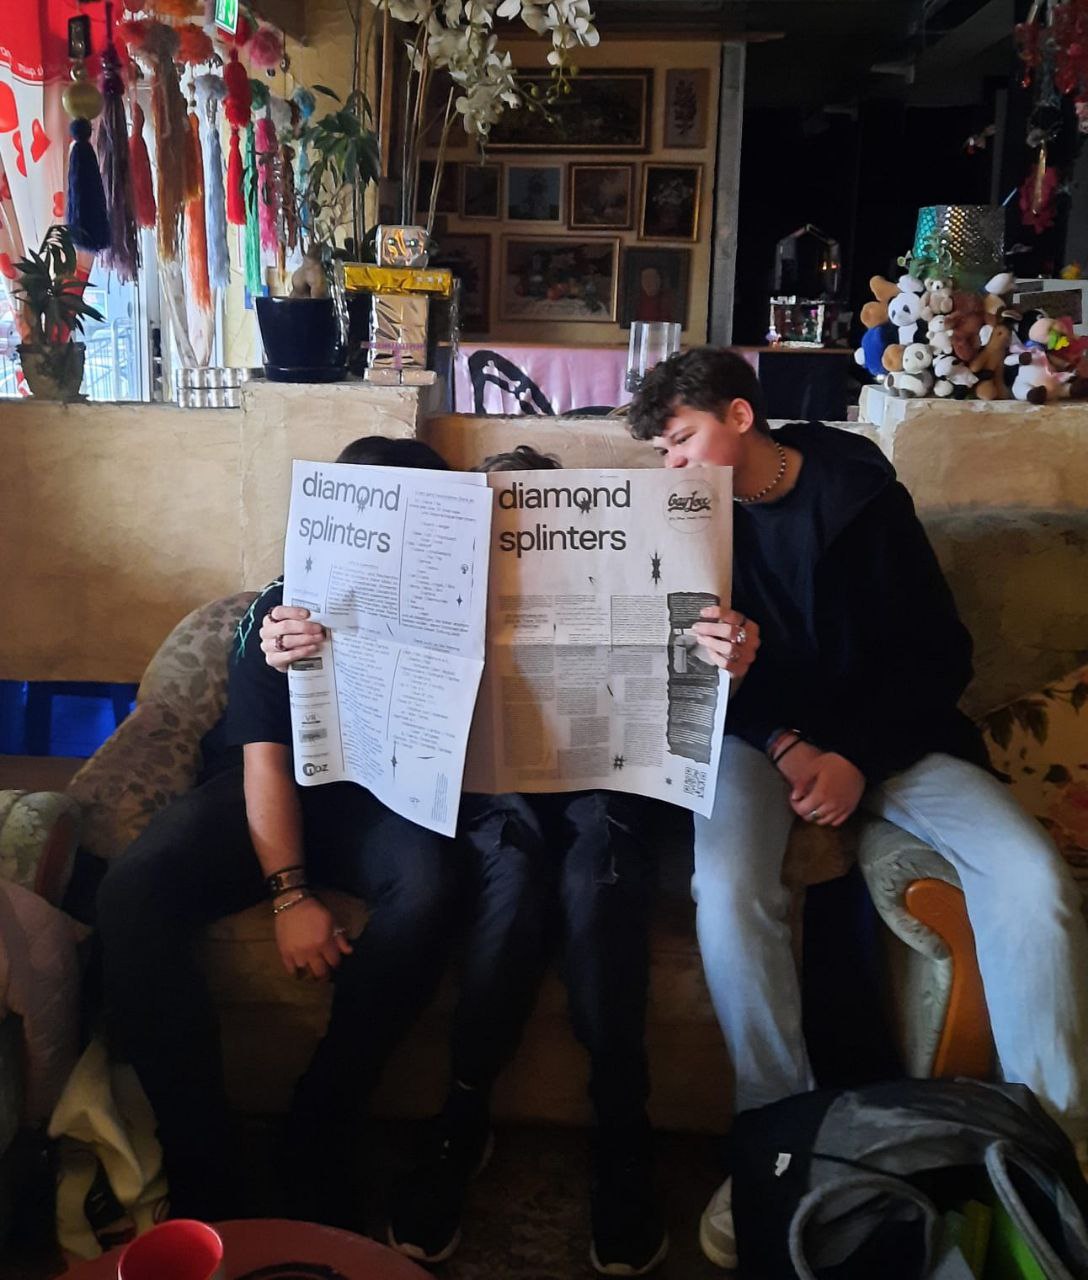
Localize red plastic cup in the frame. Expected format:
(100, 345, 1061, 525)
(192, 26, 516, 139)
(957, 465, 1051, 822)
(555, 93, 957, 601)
(117, 1220, 225, 1280)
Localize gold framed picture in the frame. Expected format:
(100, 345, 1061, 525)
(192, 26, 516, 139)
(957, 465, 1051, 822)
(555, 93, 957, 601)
(568, 163, 635, 231)
(640, 163, 702, 242)
(500, 236, 619, 322)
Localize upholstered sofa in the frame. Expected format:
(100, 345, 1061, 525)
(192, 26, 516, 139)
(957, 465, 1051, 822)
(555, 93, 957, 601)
(23, 508, 1088, 1135)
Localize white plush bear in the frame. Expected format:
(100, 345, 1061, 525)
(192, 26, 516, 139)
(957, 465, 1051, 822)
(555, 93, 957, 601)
(932, 353, 977, 398)
(888, 342, 934, 398)
(927, 314, 954, 356)
(888, 291, 924, 344)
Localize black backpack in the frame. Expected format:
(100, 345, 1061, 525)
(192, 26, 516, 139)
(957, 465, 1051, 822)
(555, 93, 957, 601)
(730, 1079, 1088, 1279)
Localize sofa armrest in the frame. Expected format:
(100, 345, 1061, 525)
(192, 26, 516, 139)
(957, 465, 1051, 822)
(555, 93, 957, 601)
(66, 702, 203, 861)
(856, 817, 993, 1080)
(0, 791, 81, 909)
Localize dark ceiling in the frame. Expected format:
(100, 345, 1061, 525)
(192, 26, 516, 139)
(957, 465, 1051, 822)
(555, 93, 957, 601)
(590, 0, 1015, 109)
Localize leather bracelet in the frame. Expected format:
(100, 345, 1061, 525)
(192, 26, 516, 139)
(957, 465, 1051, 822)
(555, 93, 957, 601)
(272, 889, 312, 916)
(771, 736, 807, 768)
(766, 727, 803, 758)
(266, 865, 307, 897)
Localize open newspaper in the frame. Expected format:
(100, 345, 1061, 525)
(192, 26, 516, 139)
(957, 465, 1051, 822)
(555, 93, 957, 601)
(463, 466, 733, 817)
(281, 461, 492, 837)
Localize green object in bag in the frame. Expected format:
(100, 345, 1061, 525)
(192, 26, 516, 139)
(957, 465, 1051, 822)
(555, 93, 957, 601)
(987, 1201, 1048, 1280)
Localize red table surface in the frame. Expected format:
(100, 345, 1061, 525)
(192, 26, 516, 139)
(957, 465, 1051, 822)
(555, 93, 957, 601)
(63, 1218, 431, 1280)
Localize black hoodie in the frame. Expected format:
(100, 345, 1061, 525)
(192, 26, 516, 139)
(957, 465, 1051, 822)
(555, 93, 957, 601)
(725, 422, 988, 784)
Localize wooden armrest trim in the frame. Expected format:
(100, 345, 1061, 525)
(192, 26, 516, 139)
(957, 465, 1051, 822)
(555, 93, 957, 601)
(904, 877, 995, 1080)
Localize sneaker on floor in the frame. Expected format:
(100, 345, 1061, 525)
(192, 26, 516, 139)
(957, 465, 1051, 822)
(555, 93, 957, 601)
(699, 1176, 738, 1270)
(387, 1093, 493, 1264)
(589, 1138, 668, 1275)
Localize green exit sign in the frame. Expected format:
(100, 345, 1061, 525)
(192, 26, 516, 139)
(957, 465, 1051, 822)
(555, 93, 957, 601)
(215, 0, 238, 34)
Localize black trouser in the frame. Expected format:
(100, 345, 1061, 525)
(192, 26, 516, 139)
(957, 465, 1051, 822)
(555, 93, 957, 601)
(451, 789, 658, 1137)
(96, 764, 463, 1218)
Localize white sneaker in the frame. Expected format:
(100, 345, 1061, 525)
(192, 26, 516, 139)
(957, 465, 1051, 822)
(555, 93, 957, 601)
(698, 1176, 738, 1270)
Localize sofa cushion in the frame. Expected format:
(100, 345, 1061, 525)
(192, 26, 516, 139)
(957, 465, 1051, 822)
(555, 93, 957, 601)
(980, 664, 1088, 893)
(0, 791, 80, 908)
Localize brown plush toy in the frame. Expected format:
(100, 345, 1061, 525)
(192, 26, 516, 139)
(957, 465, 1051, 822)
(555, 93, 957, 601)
(968, 317, 1013, 400)
(880, 343, 905, 394)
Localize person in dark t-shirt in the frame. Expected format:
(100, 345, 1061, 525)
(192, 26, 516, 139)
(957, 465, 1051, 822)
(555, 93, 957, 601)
(626, 346, 1088, 1271)
(96, 436, 464, 1229)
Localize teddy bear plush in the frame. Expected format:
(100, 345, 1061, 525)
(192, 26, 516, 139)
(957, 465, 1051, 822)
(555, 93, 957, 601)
(921, 275, 954, 318)
(927, 314, 954, 356)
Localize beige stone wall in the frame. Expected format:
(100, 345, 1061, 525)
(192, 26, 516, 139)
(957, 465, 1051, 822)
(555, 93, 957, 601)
(3, 387, 1087, 684)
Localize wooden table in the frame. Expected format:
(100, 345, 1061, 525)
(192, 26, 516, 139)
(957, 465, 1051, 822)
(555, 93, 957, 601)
(63, 1219, 431, 1280)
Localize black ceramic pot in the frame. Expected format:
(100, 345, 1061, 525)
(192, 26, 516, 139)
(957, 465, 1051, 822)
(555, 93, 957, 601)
(255, 296, 346, 383)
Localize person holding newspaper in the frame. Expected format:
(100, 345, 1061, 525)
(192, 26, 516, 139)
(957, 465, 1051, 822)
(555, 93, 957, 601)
(259, 443, 759, 1277)
(626, 346, 1088, 1270)
(96, 437, 467, 1228)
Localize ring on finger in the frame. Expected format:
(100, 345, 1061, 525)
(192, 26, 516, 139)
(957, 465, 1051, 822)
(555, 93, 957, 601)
(274, 634, 286, 653)
(734, 626, 747, 647)
(808, 808, 821, 820)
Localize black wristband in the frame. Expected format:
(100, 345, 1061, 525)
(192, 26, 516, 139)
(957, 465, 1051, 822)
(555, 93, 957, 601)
(771, 736, 806, 768)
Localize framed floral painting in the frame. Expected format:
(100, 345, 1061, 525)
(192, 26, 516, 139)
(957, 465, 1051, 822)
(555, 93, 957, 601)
(569, 164, 635, 230)
(663, 69, 711, 149)
(640, 163, 702, 242)
(501, 237, 619, 322)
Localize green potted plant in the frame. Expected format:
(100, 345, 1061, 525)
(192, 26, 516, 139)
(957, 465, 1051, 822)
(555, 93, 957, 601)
(255, 82, 381, 381)
(12, 224, 103, 401)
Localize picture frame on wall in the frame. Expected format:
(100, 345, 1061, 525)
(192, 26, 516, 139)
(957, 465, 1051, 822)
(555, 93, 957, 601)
(663, 69, 711, 149)
(500, 236, 619, 322)
(416, 160, 459, 217)
(461, 162, 502, 219)
(568, 164, 635, 231)
(640, 163, 702, 241)
(619, 247, 692, 329)
(429, 233, 491, 334)
(488, 70, 652, 152)
(505, 165, 562, 222)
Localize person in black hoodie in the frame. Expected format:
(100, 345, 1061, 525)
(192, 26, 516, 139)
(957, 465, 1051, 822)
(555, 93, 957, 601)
(627, 346, 1088, 1270)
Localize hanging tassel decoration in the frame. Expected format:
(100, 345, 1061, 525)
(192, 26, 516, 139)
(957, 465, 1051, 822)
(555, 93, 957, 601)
(255, 114, 280, 253)
(291, 87, 315, 232)
(62, 18, 110, 252)
(185, 111, 211, 310)
(224, 51, 251, 225)
(96, 3, 140, 281)
(129, 102, 157, 227)
(243, 121, 263, 295)
(195, 72, 229, 290)
(271, 95, 297, 251)
(176, 23, 214, 66)
(247, 25, 284, 73)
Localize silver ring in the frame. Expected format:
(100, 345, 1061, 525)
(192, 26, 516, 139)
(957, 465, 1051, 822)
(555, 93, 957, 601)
(332, 926, 346, 936)
(735, 627, 747, 647)
(274, 634, 285, 652)
(808, 809, 821, 820)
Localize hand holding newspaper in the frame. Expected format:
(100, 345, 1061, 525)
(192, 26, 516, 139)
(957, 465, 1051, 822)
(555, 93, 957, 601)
(282, 459, 733, 835)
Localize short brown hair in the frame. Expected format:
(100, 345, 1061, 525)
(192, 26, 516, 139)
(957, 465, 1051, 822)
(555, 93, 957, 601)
(478, 444, 561, 473)
(627, 347, 770, 439)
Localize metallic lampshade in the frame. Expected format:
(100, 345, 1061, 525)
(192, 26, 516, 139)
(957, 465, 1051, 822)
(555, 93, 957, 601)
(913, 205, 1005, 290)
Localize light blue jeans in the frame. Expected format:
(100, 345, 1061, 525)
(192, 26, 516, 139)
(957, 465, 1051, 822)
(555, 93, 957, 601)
(693, 736, 1088, 1138)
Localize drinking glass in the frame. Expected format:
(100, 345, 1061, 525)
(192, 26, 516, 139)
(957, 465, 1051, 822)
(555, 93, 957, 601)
(625, 321, 681, 392)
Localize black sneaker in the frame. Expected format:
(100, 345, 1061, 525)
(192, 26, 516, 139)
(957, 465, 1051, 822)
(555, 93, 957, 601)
(590, 1136, 668, 1276)
(387, 1090, 493, 1263)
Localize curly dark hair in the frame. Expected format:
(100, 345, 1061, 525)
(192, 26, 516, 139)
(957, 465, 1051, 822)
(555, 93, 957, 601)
(478, 444, 561, 473)
(627, 347, 770, 440)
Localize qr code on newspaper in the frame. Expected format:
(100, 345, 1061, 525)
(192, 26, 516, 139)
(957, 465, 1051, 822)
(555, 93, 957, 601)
(683, 766, 706, 799)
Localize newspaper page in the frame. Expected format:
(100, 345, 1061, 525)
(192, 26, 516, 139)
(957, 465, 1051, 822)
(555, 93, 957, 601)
(282, 460, 492, 837)
(464, 467, 732, 816)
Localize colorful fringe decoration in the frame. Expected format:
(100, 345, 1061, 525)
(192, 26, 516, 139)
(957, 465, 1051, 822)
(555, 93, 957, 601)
(255, 115, 280, 254)
(148, 0, 201, 16)
(195, 73, 229, 290)
(291, 87, 315, 232)
(271, 96, 297, 251)
(224, 50, 250, 226)
(66, 119, 111, 252)
(243, 122, 262, 296)
(185, 112, 211, 311)
(247, 24, 284, 72)
(96, 4, 140, 281)
(128, 101, 157, 227)
(176, 23, 214, 65)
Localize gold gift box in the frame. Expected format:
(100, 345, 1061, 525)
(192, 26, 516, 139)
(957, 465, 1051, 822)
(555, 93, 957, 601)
(343, 264, 455, 299)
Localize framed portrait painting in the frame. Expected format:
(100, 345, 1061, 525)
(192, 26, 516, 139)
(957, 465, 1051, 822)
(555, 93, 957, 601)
(619, 247, 692, 329)
(488, 70, 652, 152)
(505, 165, 562, 222)
(663, 69, 711, 149)
(428, 233, 491, 334)
(461, 162, 501, 219)
(568, 164, 634, 231)
(640, 164, 702, 242)
(501, 237, 619, 323)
